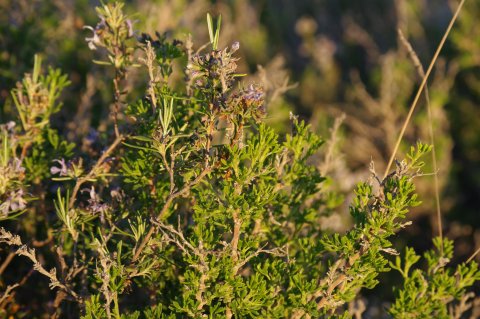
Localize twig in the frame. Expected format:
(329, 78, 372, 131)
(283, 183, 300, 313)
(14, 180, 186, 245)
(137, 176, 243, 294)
(20, 140, 32, 159)
(153, 219, 197, 256)
(450, 292, 475, 319)
(230, 209, 241, 263)
(68, 134, 124, 209)
(112, 71, 122, 138)
(153, 219, 210, 311)
(384, 0, 466, 178)
(16, 245, 81, 302)
(0, 268, 34, 308)
(161, 148, 175, 194)
(0, 283, 19, 305)
(131, 166, 212, 262)
(0, 229, 82, 303)
(233, 245, 286, 275)
(0, 252, 15, 275)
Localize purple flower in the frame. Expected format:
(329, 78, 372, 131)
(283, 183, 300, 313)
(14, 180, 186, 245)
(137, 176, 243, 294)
(11, 158, 25, 174)
(82, 186, 109, 214)
(189, 70, 200, 78)
(125, 19, 134, 38)
(50, 159, 68, 176)
(0, 189, 26, 217)
(245, 84, 264, 100)
(86, 128, 99, 145)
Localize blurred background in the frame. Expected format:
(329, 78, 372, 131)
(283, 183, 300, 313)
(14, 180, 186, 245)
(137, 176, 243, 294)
(1, 0, 479, 312)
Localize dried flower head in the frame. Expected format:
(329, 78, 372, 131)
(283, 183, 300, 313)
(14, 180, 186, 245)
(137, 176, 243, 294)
(188, 42, 241, 99)
(228, 84, 266, 123)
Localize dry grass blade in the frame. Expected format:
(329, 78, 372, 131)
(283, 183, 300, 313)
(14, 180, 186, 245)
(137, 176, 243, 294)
(467, 246, 480, 263)
(397, 29, 443, 246)
(383, 0, 466, 179)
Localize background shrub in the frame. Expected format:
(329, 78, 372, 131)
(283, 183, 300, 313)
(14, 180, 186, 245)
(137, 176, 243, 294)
(1, 1, 479, 317)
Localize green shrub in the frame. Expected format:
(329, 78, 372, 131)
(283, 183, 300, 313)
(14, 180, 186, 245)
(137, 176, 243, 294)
(0, 2, 479, 318)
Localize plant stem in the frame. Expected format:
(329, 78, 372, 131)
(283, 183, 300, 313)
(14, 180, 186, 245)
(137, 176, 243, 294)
(131, 167, 212, 262)
(112, 73, 122, 138)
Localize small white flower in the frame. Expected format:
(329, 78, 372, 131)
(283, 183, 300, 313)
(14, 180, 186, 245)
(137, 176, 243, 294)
(83, 26, 101, 50)
(50, 159, 68, 176)
(231, 41, 240, 52)
(6, 121, 15, 131)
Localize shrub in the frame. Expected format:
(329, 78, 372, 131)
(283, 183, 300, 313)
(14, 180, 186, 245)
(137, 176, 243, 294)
(0, 2, 479, 318)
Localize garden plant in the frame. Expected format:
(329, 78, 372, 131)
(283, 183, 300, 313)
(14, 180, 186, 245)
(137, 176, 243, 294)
(0, 2, 479, 318)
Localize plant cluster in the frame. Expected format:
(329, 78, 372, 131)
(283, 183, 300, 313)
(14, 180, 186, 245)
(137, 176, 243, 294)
(0, 2, 479, 318)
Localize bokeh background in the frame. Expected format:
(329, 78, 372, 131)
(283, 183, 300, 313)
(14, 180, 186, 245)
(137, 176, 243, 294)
(1, 0, 479, 314)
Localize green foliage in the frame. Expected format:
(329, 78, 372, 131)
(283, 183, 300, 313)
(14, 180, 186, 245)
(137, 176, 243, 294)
(389, 237, 480, 318)
(0, 2, 478, 319)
